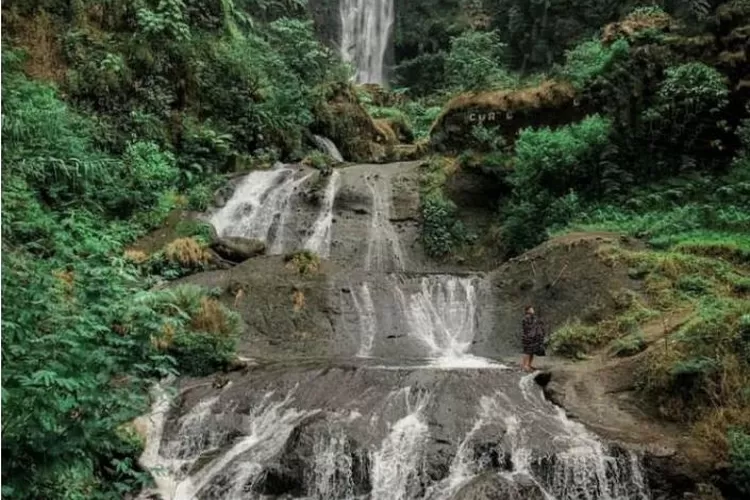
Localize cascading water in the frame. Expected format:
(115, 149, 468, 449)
(304, 171, 340, 259)
(349, 282, 377, 357)
(140, 158, 654, 499)
(339, 0, 394, 85)
(370, 389, 431, 500)
(364, 174, 405, 272)
(209, 166, 312, 253)
(396, 276, 478, 359)
(312, 135, 345, 162)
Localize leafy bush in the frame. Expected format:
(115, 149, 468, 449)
(642, 63, 729, 152)
(422, 193, 471, 257)
(728, 429, 750, 494)
(141, 285, 242, 376)
(549, 319, 600, 359)
(503, 115, 610, 253)
(420, 156, 475, 257)
(444, 30, 516, 91)
(560, 39, 630, 90)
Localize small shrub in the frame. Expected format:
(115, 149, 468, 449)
(302, 150, 336, 171)
(728, 429, 750, 494)
(175, 220, 215, 243)
(444, 30, 516, 91)
(164, 237, 211, 267)
(611, 332, 647, 357)
(146, 286, 241, 376)
(677, 274, 711, 294)
(285, 250, 321, 276)
(185, 184, 214, 211)
(549, 319, 600, 359)
(560, 39, 629, 90)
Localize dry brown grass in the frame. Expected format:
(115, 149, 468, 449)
(123, 249, 149, 264)
(440, 80, 576, 116)
(285, 250, 321, 276)
(292, 289, 306, 312)
(191, 297, 234, 336)
(5, 9, 67, 84)
(601, 10, 673, 44)
(374, 119, 398, 144)
(151, 322, 176, 350)
(164, 237, 211, 267)
(693, 405, 750, 462)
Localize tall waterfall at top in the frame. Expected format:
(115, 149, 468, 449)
(340, 0, 395, 85)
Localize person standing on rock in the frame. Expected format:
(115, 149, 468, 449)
(521, 305, 547, 372)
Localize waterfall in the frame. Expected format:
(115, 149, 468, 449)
(396, 276, 478, 358)
(308, 428, 357, 498)
(365, 174, 406, 271)
(313, 135, 345, 162)
(304, 171, 340, 258)
(139, 390, 316, 500)
(370, 389, 430, 500)
(143, 159, 655, 500)
(340, 0, 394, 85)
(209, 166, 312, 253)
(350, 282, 377, 357)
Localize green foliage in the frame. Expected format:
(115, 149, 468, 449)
(559, 39, 630, 90)
(503, 115, 611, 253)
(175, 220, 215, 241)
(642, 63, 729, 151)
(137, 285, 241, 376)
(0, 50, 239, 499)
(676, 274, 711, 294)
(728, 429, 750, 494)
(611, 331, 647, 357)
(420, 157, 476, 257)
(445, 30, 517, 91)
(549, 319, 600, 359)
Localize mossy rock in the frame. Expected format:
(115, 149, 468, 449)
(429, 80, 582, 152)
(312, 82, 390, 162)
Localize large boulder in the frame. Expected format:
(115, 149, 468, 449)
(210, 237, 266, 263)
(253, 413, 371, 497)
(312, 82, 390, 163)
(453, 472, 546, 500)
(429, 80, 583, 152)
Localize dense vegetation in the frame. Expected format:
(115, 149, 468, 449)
(1, 0, 348, 497)
(401, 2, 750, 495)
(2, 0, 749, 498)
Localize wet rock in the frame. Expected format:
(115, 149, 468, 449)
(254, 413, 371, 497)
(211, 237, 266, 263)
(453, 472, 546, 500)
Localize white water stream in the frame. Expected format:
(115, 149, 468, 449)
(312, 134, 345, 162)
(209, 166, 312, 254)
(340, 0, 394, 85)
(364, 174, 405, 272)
(304, 170, 340, 258)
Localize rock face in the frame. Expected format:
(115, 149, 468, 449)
(176, 255, 339, 360)
(453, 473, 547, 500)
(144, 160, 707, 499)
(139, 363, 655, 499)
(429, 81, 584, 152)
(312, 83, 391, 163)
(211, 236, 266, 262)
